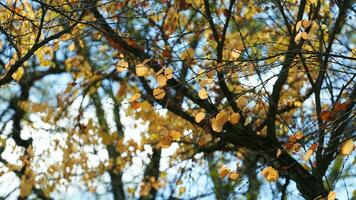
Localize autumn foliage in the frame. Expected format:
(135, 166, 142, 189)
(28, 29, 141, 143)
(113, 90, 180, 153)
(0, 0, 355, 199)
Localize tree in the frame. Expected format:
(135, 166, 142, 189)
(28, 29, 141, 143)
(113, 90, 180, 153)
(0, 0, 355, 199)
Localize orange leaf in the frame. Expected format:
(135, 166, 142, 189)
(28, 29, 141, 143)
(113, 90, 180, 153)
(320, 110, 333, 122)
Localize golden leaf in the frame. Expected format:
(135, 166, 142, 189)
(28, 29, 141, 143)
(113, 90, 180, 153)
(136, 64, 147, 76)
(229, 172, 240, 180)
(12, 67, 24, 81)
(129, 93, 141, 103)
(296, 20, 302, 31)
(198, 88, 208, 99)
(231, 49, 241, 59)
(195, 112, 206, 123)
(116, 60, 129, 72)
(179, 187, 186, 195)
(303, 149, 314, 161)
(295, 131, 304, 140)
(153, 88, 165, 99)
(327, 191, 336, 200)
(293, 101, 302, 107)
(68, 43, 75, 51)
(302, 19, 312, 28)
(164, 67, 173, 79)
(211, 110, 229, 132)
(219, 166, 230, 179)
(301, 32, 309, 40)
(294, 32, 302, 43)
(262, 166, 279, 182)
(198, 134, 212, 146)
(169, 130, 182, 141)
(157, 74, 168, 87)
(340, 139, 355, 156)
(308, 0, 317, 5)
(230, 112, 240, 124)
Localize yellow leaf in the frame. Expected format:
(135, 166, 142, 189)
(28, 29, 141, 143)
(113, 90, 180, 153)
(295, 131, 304, 140)
(262, 166, 279, 182)
(293, 101, 302, 107)
(301, 32, 309, 40)
(179, 187, 186, 195)
(198, 88, 208, 99)
(230, 112, 240, 124)
(164, 67, 173, 79)
(303, 149, 314, 161)
(12, 67, 24, 81)
(296, 21, 302, 31)
(136, 64, 147, 76)
(195, 112, 206, 123)
(129, 93, 141, 103)
(169, 130, 182, 141)
(302, 20, 312, 28)
(116, 60, 129, 72)
(41, 59, 52, 66)
(153, 88, 165, 99)
(231, 49, 241, 59)
(161, 138, 171, 148)
(229, 172, 240, 180)
(219, 165, 230, 179)
(294, 32, 302, 43)
(68, 43, 75, 51)
(340, 139, 355, 156)
(157, 74, 168, 87)
(308, 0, 317, 5)
(211, 110, 229, 132)
(198, 134, 212, 146)
(327, 191, 336, 200)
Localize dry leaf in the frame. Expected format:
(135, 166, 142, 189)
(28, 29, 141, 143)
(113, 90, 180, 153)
(170, 130, 182, 141)
(262, 166, 279, 182)
(230, 112, 240, 124)
(327, 191, 336, 200)
(198, 88, 208, 99)
(231, 49, 241, 59)
(129, 93, 141, 103)
(136, 64, 147, 76)
(211, 110, 229, 132)
(12, 67, 24, 81)
(320, 111, 333, 122)
(302, 19, 312, 28)
(198, 134, 212, 146)
(294, 32, 302, 43)
(164, 67, 173, 79)
(229, 172, 240, 180)
(195, 112, 206, 123)
(303, 149, 314, 161)
(296, 21, 302, 31)
(294, 101, 302, 107)
(301, 32, 309, 40)
(116, 60, 129, 72)
(219, 166, 230, 179)
(153, 88, 165, 99)
(157, 74, 168, 87)
(340, 139, 355, 156)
